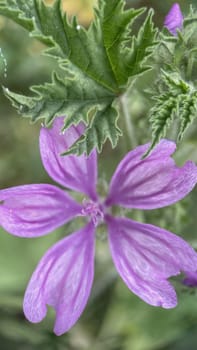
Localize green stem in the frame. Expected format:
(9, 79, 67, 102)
(119, 93, 146, 223)
(186, 54, 194, 82)
(119, 93, 138, 150)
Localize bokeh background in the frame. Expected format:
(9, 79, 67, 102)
(0, 1, 197, 349)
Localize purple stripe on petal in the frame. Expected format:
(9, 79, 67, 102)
(23, 223, 95, 335)
(106, 216, 197, 308)
(40, 117, 98, 200)
(164, 3, 183, 36)
(0, 184, 82, 237)
(105, 139, 197, 209)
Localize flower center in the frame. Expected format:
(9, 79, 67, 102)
(81, 199, 104, 227)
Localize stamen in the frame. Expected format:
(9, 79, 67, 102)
(81, 199, 104, 227)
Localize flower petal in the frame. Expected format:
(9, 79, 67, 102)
(105, 139, 197, 209)
(23, 223, 95, 335)
(164, 3, 183, 36)
(106, 216, 197, 308)
(182, 271, 197, 287)
(0, 184, 82, 237)
(40, 117, 98, 200)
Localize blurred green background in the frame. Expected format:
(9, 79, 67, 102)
(0, 1, 197, 349)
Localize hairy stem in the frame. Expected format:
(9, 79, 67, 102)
(119, 93, 138, 150)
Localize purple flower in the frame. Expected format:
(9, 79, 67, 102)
(0, 117, 197, 335)
(182, 271, 197, 287)
(164, 3, 183, 35)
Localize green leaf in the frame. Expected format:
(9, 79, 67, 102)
(3, 64, 115, 126)
(178, 91, 197, 140)
(0, 0, 35, 31)
(64, 104, 122, 155)
(0, 0, 157, 154)
(145, 72, 197, 156)
(146, 94, 177, 155)
(100, 1, 145, 85)
(126, 8, 157, 78)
